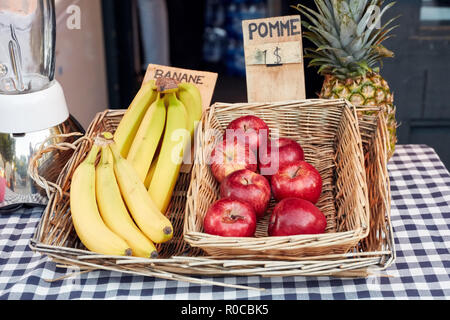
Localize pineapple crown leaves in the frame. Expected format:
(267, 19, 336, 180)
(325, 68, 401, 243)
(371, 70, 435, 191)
(293, 0, 399, 79)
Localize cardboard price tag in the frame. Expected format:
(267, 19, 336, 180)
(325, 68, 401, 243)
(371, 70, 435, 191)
(245, 41, 303, 66)
(242, 15, 306, 103)
(143, 64, 218, 111)
(142, 64, 218, 173)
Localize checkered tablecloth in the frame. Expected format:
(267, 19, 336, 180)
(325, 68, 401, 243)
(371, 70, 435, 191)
(0, 145, 449, 300)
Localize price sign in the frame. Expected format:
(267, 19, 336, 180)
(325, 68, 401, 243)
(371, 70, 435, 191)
(245, 41, 303, 66)
(142, 64, 218, 173)
(143, 64, 218, 111)
(242, 15, 306, 102)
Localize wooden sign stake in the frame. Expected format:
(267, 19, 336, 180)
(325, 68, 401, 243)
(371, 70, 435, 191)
(242, 15, 306, 103)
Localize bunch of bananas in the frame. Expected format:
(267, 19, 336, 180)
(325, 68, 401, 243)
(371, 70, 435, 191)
(69, 78, 203, 257)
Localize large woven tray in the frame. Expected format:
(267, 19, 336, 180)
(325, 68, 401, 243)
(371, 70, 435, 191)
(29, 99, 395, 289)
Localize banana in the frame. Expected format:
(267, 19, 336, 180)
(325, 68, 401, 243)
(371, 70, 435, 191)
(177, 83, 203, 140)
(70, 143, 132, 256)
(96, 144, 158, 258)
(144, 155, 159, 189)
(126, 92, 166, 182)
(109, 140, 174, 244)
(114, 80, 157, 158)
(148, 92, 190, 213)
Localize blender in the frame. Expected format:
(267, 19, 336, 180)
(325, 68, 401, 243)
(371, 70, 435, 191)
(0, 0, 83, 211)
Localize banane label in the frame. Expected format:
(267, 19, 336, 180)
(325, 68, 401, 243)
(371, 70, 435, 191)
(143, 64, 218, 111)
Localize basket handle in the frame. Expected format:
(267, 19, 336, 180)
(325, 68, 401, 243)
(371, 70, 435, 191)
(28, 132, 89, 199)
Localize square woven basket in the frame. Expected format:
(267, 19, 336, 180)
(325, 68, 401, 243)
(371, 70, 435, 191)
(28, 99, 394, 287)
(184, 99, 371, 257)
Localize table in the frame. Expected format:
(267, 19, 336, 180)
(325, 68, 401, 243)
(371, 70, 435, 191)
(0, 145, 449, 300)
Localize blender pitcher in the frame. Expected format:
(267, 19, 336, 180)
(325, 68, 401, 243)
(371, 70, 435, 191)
(0, 0, 83, 211)
(0, 0, 55, 94)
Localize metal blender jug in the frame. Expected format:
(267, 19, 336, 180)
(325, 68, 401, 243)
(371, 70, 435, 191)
(0, 0, 83, 211)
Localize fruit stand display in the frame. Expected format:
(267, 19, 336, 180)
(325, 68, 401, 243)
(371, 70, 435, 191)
(26, 3, 396, 287)
(28, 99, 393, 284)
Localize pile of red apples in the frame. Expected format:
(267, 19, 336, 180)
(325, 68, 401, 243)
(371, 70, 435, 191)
(205, 115, 327, 238)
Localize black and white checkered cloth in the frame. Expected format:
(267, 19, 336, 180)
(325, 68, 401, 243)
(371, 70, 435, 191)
(0, 145, 449, 300)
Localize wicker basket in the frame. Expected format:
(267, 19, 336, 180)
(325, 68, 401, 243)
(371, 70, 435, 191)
(28, 100, 394, 288)
(184, 99, 371, 257)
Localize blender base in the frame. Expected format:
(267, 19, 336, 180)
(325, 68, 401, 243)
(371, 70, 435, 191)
(0, 114, 84, 211)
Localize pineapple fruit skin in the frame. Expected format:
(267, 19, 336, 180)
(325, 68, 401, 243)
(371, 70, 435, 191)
(320, 72, 397, 158)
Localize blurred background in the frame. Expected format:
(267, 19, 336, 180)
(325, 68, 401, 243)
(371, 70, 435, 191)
(53, 0, 450, 169)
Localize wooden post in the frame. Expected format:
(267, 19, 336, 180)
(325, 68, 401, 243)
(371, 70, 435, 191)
(242, 15, 306, 103)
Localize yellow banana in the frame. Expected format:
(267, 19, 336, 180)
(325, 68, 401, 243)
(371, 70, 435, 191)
(70, 143, 132, 256)
(177, 83, 203, 140)
(127, 93, 166, 183)
(109, 141, 174, 244)
(114, 80, 157, 158)
(148, 92, 190, 213)
(96, 145, 158, 258)
(144, 155, 159, 189)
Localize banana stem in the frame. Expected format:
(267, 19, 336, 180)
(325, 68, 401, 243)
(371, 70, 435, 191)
(102, 132, 114, 140)
(155, 77, 179, 93)
(85, 144, 100, 164)
(109, 142, 122, 161)
(99, 145, 113, 165)
(165, 92, 177, 105)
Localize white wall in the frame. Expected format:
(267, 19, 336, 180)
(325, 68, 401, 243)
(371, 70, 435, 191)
(54, 0, 108, 129)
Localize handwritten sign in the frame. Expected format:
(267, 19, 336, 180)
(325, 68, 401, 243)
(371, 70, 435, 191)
(242, 15, 306, 102)
(143, 64, 218, 111)
(246, 16, 302, 40)
(245, 41, 303, 66)
(142, 64, 218, 173)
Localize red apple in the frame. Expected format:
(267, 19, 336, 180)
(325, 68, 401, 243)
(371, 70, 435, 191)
(271, 160, 322, 204)
(203, 198, 257, 237)
(0, 176, 5, 203)
(259, 137, 305, 177)
(268, 198, 327, 236)
(209, 138, 257, 183)
(220, 169, 271, 219)
(225, 115, 270, 152)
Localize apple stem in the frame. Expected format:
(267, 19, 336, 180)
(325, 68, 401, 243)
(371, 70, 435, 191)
(292, 166, 304, 178)
(230, 214, 245, 221)
(223, 210, 245, 223)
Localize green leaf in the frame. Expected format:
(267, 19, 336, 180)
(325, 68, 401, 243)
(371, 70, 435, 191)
(364, 17, 399, 47)
(356, 0, 380, 36)
(314, 0, 335, 22)
(339, 17, 358, 48)
(309, 57, 336, 66)
(331, 0, 343, 29)
(364, 24, 399, 53)
(349, 0, 368, 21)
(356, 61, 371, 72)
(345, 34, 364, 54)
(302, 30, 329, 49)
(309, 25, 343, 49)
(318, 64, 333, 74)
(294, 3, 336, 35)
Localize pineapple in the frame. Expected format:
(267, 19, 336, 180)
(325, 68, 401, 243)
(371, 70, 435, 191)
(294, 0, 398, 158)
